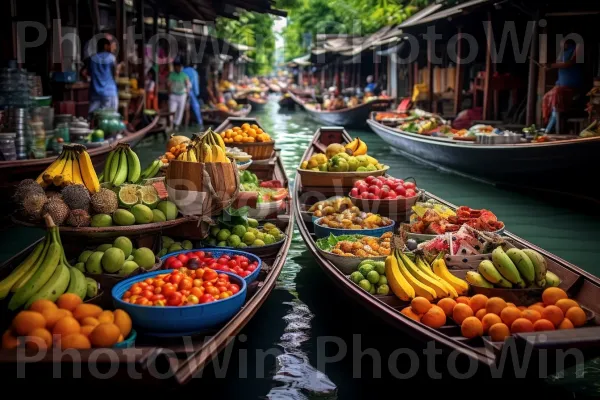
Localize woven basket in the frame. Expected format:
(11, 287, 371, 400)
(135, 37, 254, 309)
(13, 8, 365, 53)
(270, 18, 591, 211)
(230, 141, 275, 160)
(297, 166, 389, 188)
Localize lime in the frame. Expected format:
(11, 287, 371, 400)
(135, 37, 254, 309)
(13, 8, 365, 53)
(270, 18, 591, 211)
(237, 242, 248, 248)
(358, 279, 372, 292)
(358, 264, 374, 277)
(253, 239, 265, 247)
(78, 250, 94, 263)
(91, 213, 113, 227)
(131, 204, 154, 224)
(373, 261, 386, 275)
(376, 284, 390, 295)
(118, 185, 140, 208)
(157, 201, 178, 220)
(168, 243, 183, 253)
(263, 234, 275, 245)
(217, 229, 231, 242)
(162, 236, 175, 248)
(369, 285, 376, 295)
(243, 232, 256, 245)
(256, 232, 265, 241)
(138, 185, 159, 209)
(350, 271, 364, 284)
(232, 225, 247, 237)
(182, 240, 193, 250)
(113, 236, 133, 258)
(157, 248, 167, 257)
(263, 222, 276, 231)
(366, 164, 377, 172)
(132, 247, 155, 269)
(217, 241, 227, 247)
(378, 275, 388, 286)
(367, 270, 380, 284)
(152, 209, 166, 222)
(96, 244, 112, 252)
(227, 234, 241, 247)
(113, 209, 135, 226)
(247, 218, 259, 228)
(210, 226, 221, 238)
(268, 228, 281, 238)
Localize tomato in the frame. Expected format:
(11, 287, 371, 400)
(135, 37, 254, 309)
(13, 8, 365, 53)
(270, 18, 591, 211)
(154, 299, 166, 307)
(227, 260, 237, 268)
(166, 292, 183, 306)
(138, 282, 148, 289)
(142, 290, 154, 299)
(215, 279, 228, 287)
(241, 270, 251, 277)
(203, 281, 213, 289)
(405, 189, 416, 198)
(247, 265, 256, 272)
(180, 289, 190, 296)
(229, 284, 240, 294)
(196, 251, 205, 258)
(177, 253, 189, 263)
(123, 290, 132, 299)
(233, 267, 243, 275)
(204, 269, 218, 281)
(199, 294, 214, 304)
(195, 268, 205, 279)
(164, 257, 176, 267)
(170, 274, 183, 285)
(220, 292, 231, 299)
(153, 286, 162, 294)
(207, 286, 220, 297)
(404, 181, 416, 190)
(151, 294, 165, 302)
(190, 287, 204, 298)
(187, 295, 199, 305)
(171, 260, 183, 269)
(240, 261, 249, 269)
(179, 278, 193, 291)
(136, 297, 150, 305)
(154, 279, 165, 288)
(192, 279, 203, 288)
(144, 278, 154, 285)
(218, 258, 228, 265)
(122, 298, 131, 303)
(131, 286, 143, 295)
(162, 283, 177, 297)
(221, 255, 231, 260)
(218, 285, 228, 293)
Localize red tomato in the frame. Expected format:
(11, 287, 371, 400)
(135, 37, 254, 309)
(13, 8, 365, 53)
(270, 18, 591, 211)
(357, 184, 369, 194)
(204, 269, 219, 281)
(180, 290, 190, 297)
(203, 281, 213, 289)
(349, 188, 359, 197)
(227, 260, 238, 268)
(247, 265, 256, 272)
(373, 179, 384, 188)
(360, 192, 370, 199)
(229, 284, 240, 294)
(123, 290, 131, 299)
(240, 261, 248, 269)
(218, 258, 228, 265)
(404, 182, 416, 190)
(136, 297, 150, 305)
(193, 279, 203, 288)
(218, 273, 229, 280)
(131, 286, 143, 295)
(196, 251, 205, 258)
(179, 278, 193, 291)
(367, 193, 377, 200)
(215, 278, 227, 287)
(209, 262, 220, 270)
(195, 268, 205, 279)
(386, 191, 398, 199)
(141, 290, 154, 299)
(199, 294, 214, 304)
(162, 283, 176, 297)
(218, 285, 228, 293)
(166, 292, 183, 306)
(365, 176, 375, 184)
(207, 286, 220, 297)
(187, 295, 199, 305)
(164, 257, 176, 267)
(154, 299, 166, 307)
(170, 274, 183, 285)
(144, 278, 154, 285)
(153, 286, 162, 294)
(154, 279, 165, 288)
(138, 282, 148, 289)
(171, 260, 183, 269)
(190, 287, 204, 298)
(221, 267, 231, 272)
(234, 267, 244, 275)
(177, 254, 189, 263)
(405, 189, 416, 197)
(241, 270, 251, 277)
(151, 294, 165, 302)
(221, 255, 231, 260)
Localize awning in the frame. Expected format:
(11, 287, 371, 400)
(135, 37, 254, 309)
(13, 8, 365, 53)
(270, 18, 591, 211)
(400, 0, 493, 28)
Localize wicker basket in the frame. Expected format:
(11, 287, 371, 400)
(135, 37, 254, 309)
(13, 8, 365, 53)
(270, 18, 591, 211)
(230, 141, 275, 160)
(297, 166, 389, 188)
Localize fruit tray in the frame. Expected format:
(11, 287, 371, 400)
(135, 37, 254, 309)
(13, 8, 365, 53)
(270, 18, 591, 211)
(317, 248, 386, 275)
(313, 217, 395, 239)
(202, 234, 287, 259)
(297, 166, 389, 188)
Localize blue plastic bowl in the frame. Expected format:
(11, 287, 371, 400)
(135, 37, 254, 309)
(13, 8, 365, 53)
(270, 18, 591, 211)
(160, 248, 262, 284)
(112, 270, 246, 336)
(313, 217, 395, 239)
(113, 329, 137, 349)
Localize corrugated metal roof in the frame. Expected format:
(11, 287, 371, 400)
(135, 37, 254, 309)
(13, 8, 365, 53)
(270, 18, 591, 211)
(401, 0, 493, 27)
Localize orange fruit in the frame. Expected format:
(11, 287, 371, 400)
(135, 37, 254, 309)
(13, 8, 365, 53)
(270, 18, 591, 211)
(528, 304, 545, 315)
(25, 328, 52, 350)
(233, 135, 244, 142)
(541, 305, 564, 327)
(521, 309, 541, 324)
(506, 302, 516, 308)
(511, 318, 534, 333)
(12, 311, 46, 336)
(469, 294, 488, 313)
(461, 316, 484, 339)
(436, 298, 457, 317)
(56, 293, 83, 311)
(52, 316, 80, 337)
(517, 306, 527, 311)
(455, 296, 470, 305)
(489, 323, 511, 342)
(400, 307, 421, 322)
(555, 299, 580, 315)
(113, 310, 132, 338)
(482, 313, 502, 334)
(475, 308, 487, 320)
(89, 323, 121, 348)
(28, 299, 57, 314)
(565, 307, 586, 327)
(72, 304, 103, 321)
(80, 325, 95, 338)
(42, 309, 72, 330)
(58, 333, 91, 349)
(558, 318, 574, 330)
(533, 319, 555, 332)
(486, 297, 507, 316)
(97, 310, 114, 324)
(542, 287, 568, 306)
(421, 306, 446, 329)
(411, 297, 432, 314)
(500, 307, 522, 328)
(81, 317, 100, 327)
(118, 334, 124, 343)
(2, 329, 20, 349)
(452, 303, 474, 325)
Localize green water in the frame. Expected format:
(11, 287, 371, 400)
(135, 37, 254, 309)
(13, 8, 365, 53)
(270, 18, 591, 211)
(2, 96, 600, 396)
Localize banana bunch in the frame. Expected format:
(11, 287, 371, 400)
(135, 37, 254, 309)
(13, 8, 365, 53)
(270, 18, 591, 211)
(0, 215, 98, 310)
(469, 246, 560, 289)
(139, 159, 162, 181)
(185, 128, 231, 163)
(35, 144, 100, 193)
(385, 251, 468, 302)
(345, 137, 367, 156)
(100, 143, 141, 185)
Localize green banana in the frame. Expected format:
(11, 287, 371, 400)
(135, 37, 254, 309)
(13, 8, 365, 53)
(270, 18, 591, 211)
(126, 147, 141, 183)
(139, 160, 156, 180)
(11, 233, 51, 292)
(146, 160, 161, 179)
(0, 239, 45, 299)
(103, 148, 116, 183)
(85, 277, 99, 298)
(492, 247, 525, 287)
(506, 248, 535, 284)
(112, 148, 128, 186)
(24, 263, 70, 309)
(9, 241, 61, 310)
(545, 271, 561, 287)
(522, 249, 548, 287)
(97, 172, 104, 183)
(53, 228, 71, 269)
(108, 148, 121, 183)
(478, 260, 513, 288)
(466, 271, 494, 288)
(66, 267, 87, 300)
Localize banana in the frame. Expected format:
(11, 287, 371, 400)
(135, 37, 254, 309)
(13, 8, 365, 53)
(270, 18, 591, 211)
(177, 152, 185, 161)
(492, 247, 525, 287)
(85, 277, 99, 298)
(52, 151, 71, 186)
(395, 251, 436, 301)
(72, 155, 83, 185)
(432, 257, 469, 295)
(416, 256, 458, 298)
(103, 148, 116, 182)
(213, 131, 226, 150)
(126, 147, 141, 183)
(0, 239, 46, 299)
(545, 271, 561, 287)
(188, 148, 197, 162)
(203, 144, 213, 162)
(506, 248, 535, 284)
(147, 160, 161, 179)
(42, 152, 67, 183)
(66, 267, 87, 300)
(478, 260, 513, 288)
(384, 255, 415, 301)
(345, 138, 359, 153)
(399, 253, 448, 298)
(60, 151, 74, 186)
(78, 148, 101, 193)
(8, 240, 61, 310)
(354, 138, 368, 155)
(108, 148, 121, 183)
(140, 161, 156, 180)
(466, 271, 494, 288)
(11, 237, 50, 293)
(112, 148, 128, 186)
(24, 263, 70, 309)
(522, 249, 548, 287)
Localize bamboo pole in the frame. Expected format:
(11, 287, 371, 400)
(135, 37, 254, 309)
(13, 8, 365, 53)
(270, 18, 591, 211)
(526, 14, 540, 126)
(483, 13, 493, 120)
(453, 27, 464, 116)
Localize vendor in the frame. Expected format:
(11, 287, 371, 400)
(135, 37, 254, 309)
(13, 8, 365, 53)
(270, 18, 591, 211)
(85, 37, 120, 114)
(543, 38, 584, 134)
(167, 58, 191, 131)
(365, 75, 376, 94)
(326, 87, 346, 111)
(183, 63, 203, 128)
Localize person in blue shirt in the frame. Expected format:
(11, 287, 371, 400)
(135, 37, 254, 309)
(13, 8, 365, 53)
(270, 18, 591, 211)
(365, 75, 376, 93)
(183, 63, 203, 128)
(86, 38, 119, 114)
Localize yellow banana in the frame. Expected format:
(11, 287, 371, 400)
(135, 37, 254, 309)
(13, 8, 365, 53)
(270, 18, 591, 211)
(72, 156, 83, 185)
(177, 152, 185, 161)
(188, 148, 197, 162)
(202, 144, 212, 162)
(399, 253, 449, 298)
(211, 146, 221, 162)
(432, 258, 469, 295)
(416, 256, 458, 298)
(354, 138, 368, 155)
(43, 151, 68, 183)
(384, 255, 415, 301)
(60, 151, 74, 186)
(345, 138, 359, 152)
(53, 151, 71, 186)
(78, 148, 100, 193)
(212, 131, 226, 150)
(395, 251, 436, 301)
(182, 151, 188, 162)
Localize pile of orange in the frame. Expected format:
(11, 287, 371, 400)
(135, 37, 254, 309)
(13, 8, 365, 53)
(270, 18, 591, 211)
(220, 123, 272, 144)
(399, 287, 587, 342)
(2, 294, 132, 351)
(161, 142, 189, 164)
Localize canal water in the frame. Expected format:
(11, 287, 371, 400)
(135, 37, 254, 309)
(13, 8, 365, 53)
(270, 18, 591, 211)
(3, 95, 600, 396)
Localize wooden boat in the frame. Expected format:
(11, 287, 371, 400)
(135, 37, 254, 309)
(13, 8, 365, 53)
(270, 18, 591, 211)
(202, 105, 252, 126)
(268, 83, 281, 93)
(293, 125, 600, 376)
(0, 117, 293, 386)
(298, 97, 392, 129)
(278, 94, 295, 110)
(0, 116, 159, 212)
(367, 112, 600, 199)
(247, 95, 268, 111)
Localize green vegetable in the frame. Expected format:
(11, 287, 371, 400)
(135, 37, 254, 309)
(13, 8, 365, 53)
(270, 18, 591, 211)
(316, 234, 366, 252)
(217, 206, 250, 229)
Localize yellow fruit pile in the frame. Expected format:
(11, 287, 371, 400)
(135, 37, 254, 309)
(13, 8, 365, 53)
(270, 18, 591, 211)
(35, 144, 100, 193)
(220, 123, 272, 144)
(2, 294, 132, 350)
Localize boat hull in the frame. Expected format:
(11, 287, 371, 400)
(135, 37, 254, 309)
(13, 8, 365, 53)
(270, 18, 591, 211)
(304, 99, 392, 129)
(202, 105, 252, 126)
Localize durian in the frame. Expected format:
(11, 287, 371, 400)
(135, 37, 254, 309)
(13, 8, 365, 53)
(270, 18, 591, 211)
(66, 209, 91, 227)
(14, 179, 44, 204)
(90, 188, 118, 214)
(21, 193, 48, 221)
(61, 184, 90, 211)
(42, 197, 70, 225)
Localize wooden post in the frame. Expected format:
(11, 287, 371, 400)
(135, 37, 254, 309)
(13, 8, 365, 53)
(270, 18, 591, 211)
(91, 0, 100, 34)
(427, 36, 434, 112)
(526, 15, 539, 126)
(483, 13, 493, 120)
(55, 0, 64, 72)
(375, 54, 379, 82)
(11, 0, 19, 65)
(116, 0, 126, 70)
(153, 6, 159, 106)
(453, 27, 464, 116)
(136, 0, 145, 81)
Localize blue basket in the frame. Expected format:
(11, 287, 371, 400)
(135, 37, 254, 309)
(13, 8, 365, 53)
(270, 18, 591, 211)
(112, 270, 247, 336)
(313, 217, 395, 239)
(113, 329, 137, 349)
(160, 248, 262, 284)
